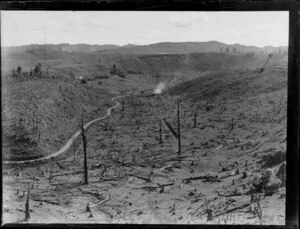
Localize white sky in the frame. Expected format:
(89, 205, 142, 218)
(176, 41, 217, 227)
(1, 11, 288, 47)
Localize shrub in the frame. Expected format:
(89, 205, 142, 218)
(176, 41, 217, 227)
(110, 64, 117, 75)
(17, 66, 22, 74)
(34, 64, 41, 74)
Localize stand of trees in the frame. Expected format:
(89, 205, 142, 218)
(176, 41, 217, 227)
(109, 64, 126, 78)
(10, 63, 57, 80)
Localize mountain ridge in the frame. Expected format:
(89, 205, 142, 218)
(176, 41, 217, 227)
(2, 41, 288, 56)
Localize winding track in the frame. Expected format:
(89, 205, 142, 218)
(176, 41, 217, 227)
(3, 95, 124, 165)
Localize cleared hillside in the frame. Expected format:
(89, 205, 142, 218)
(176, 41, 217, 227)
(1, 74, 115, 161)
(2, 41, 287, 224)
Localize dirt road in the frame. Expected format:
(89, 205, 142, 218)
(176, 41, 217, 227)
(3, 95, 123, 165)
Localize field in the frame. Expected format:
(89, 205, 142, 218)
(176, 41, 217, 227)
(2, 43, 287, 225)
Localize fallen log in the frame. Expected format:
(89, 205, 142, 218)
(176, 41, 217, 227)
(64, 193, 110, 216)
(213, 202, 252, 218)
(219, 173, 234, 179)
(157, 182, 175, 188)
(153, 164, 172, 173)
(9, 167, 22, 176)
(182, 175, 221, 184)
(89, 193, 110, 209)
(33, 198, 60, 205)
(56, 161, 66, 170)
(134, 182, 175, 192)
(163, 118, 178, 139)
(216, 190, 243, 197)
(202, 178, 222, 183)
(134, 186, 157, 192)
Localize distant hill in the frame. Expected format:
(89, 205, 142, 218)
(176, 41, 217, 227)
(2, 41, 287, 56)
(96, 41, 288, 55)
(1, 41, 288, 79)
(2, 43, 120, 55)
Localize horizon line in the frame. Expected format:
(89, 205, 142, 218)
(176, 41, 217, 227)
(2, 40, 288, 49)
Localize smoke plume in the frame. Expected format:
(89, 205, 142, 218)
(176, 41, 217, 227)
(154, 82, 166, 94)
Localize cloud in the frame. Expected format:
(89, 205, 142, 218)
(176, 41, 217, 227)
(169, 12, 207, 28)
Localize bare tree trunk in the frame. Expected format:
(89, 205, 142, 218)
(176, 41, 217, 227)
(193, 112, 197, 128)
(177, 99, 181, 154)
(159, 120, 162, 144)
(25, 183, 30, 221)
(79, 114, 88, 184)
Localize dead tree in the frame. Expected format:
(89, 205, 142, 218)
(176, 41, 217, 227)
(193, 111, 197, 128)
(37, 131, 41, 142)
(24, 183, 30, 221)
(79, 113, 89, 184)
(122, 98, 125, 111)
(105, 116, 109, 131)
(206, 209, 213, 221)
(230, 117, 235, 130)
(158, 120, 163, 144)
(177, 99, 181, 154)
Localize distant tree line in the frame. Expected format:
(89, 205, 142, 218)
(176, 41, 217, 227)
(219, 47, 287, 55)
(10, 63, 57, 80)
(109, 64, 126, 78)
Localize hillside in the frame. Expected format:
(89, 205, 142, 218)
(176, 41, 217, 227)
(2, 48, 288, 83)
(1, 74, 115, 161)
(2, 40, 287, 225)
(2, 43, 121, 55)
(96, 41, 288, 55)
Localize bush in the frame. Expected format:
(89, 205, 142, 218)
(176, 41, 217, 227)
(110, 64, 117, 75)
(17, 66, 22, 74)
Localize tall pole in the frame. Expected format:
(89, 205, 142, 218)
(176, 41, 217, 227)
(159, 119, 162, 144)
(177, 98, 181, 154)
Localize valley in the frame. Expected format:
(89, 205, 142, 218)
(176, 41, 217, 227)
(2, 42, 287, 225)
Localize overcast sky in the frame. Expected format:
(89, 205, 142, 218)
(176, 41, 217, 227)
(1, 11, 288, 47)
